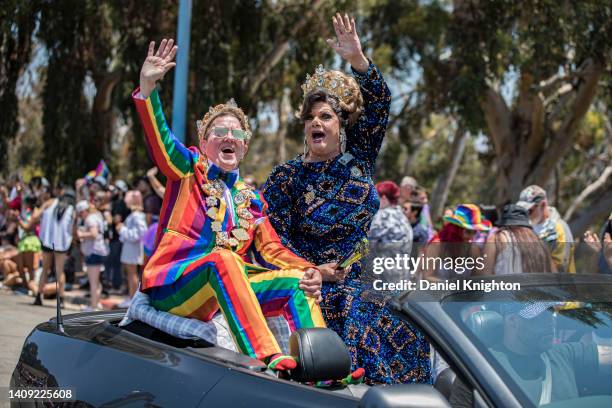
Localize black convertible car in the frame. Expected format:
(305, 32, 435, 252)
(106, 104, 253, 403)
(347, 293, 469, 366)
(10, 274, 612, 407)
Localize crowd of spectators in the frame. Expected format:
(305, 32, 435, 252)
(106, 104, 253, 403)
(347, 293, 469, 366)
(367, 176, 612, 281)
(1, 169, 610, 310)
(0, 168, 163, 310)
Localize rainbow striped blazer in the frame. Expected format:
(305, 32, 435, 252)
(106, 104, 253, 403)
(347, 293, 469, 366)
(132, 88, 314, 291)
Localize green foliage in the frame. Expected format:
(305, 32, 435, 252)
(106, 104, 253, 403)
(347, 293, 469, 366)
(361, 0, 611, 223)
(110, 0, 178, 179)
(2, 0, 610, 231)
(184, 0, 348, 175)
(7, 67, 45, 180)
(557, 105, 611, 215)
(37, 0, 105, 184)
(361, 0, 612, 129)
(4, 0, 351, 182)
(0, 0, 40, 173)
(376, 138, 404, 181)
(402, 126, 488, 204)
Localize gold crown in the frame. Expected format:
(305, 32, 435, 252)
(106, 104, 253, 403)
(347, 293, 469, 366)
(301, 65, 354, 106)
(196, 98, 252, 141)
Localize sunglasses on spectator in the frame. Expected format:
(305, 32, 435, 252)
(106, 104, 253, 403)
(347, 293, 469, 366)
(210, 127, 247, 141)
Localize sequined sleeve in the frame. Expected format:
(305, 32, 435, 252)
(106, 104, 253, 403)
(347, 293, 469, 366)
(252, 217, 315, 271)
(346, 62, 391, 173)
(261, 163, 297, 250)
(133, 87, 199, 180)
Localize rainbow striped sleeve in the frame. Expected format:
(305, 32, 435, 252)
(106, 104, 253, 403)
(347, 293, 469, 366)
(253, 217, 315, 271)
(133, 88, 198, 180)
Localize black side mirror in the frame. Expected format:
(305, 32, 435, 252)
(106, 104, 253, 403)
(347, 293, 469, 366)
(359, 384, 451, 408)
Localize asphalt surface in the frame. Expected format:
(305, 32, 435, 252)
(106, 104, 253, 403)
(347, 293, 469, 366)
(0, 291, 69, 388)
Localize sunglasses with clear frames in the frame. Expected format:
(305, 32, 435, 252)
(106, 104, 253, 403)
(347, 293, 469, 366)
(211, 127, 247, 141)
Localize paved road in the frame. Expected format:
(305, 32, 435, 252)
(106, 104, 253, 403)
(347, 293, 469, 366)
(0, 291, 66, 388)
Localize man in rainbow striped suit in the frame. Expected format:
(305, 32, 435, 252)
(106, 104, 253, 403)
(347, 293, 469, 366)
(132, 39, 326, 371)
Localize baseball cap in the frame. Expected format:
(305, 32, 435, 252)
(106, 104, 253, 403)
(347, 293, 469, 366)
(114, 180, 128, 193)
(516, 185, 547, 210)
(93, 176, 108, 188)
(400, 176, 418, 189)
(62, 188, 76, 200)
(76, 200, 89, 213)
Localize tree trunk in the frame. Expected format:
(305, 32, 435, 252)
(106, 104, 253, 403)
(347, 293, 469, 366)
(531, 61, 604, 187)
(568, 189, 612, 237)
(479, 87, 522, 205)
(242, 0, 326, 100)
(400, 119, 446, 176)
(0, 4, 39, 173)
(564, 166, 612, 220)
(92, 70, 122, 159)
(430, 126, 468, 220)
(481, 61, 604, 207)
(276, 88, 291, 165)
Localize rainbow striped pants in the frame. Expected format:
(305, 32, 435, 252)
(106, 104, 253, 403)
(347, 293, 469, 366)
(148, 249, 326, 359)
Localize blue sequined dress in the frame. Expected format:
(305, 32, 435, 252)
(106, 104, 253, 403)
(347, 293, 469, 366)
(262, 62, 430, 384)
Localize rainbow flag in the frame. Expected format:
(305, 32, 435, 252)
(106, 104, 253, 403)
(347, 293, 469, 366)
(85, 159, 109, 181)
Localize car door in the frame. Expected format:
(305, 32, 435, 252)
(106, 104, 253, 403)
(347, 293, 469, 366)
(198, 369, 360, 407)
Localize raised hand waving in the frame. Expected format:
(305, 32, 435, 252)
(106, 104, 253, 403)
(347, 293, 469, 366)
(326, 13, 369, 73)
(140, 39, 178, 97)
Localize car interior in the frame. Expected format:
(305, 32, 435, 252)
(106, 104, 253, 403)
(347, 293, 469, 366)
(455, 302, 612, 404)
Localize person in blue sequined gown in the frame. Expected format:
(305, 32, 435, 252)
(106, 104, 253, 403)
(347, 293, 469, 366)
(262, 14, 430, 385)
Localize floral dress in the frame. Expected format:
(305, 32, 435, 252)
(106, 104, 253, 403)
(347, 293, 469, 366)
(263, 62, 430, 384)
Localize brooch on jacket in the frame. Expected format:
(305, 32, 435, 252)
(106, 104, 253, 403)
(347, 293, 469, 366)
(202, 179, 255, 251)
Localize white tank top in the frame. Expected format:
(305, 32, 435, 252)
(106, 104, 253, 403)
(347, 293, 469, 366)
(39, 199, 74, 252)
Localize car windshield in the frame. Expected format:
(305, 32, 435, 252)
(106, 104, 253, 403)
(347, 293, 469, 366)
(441, 284, 612, 407)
